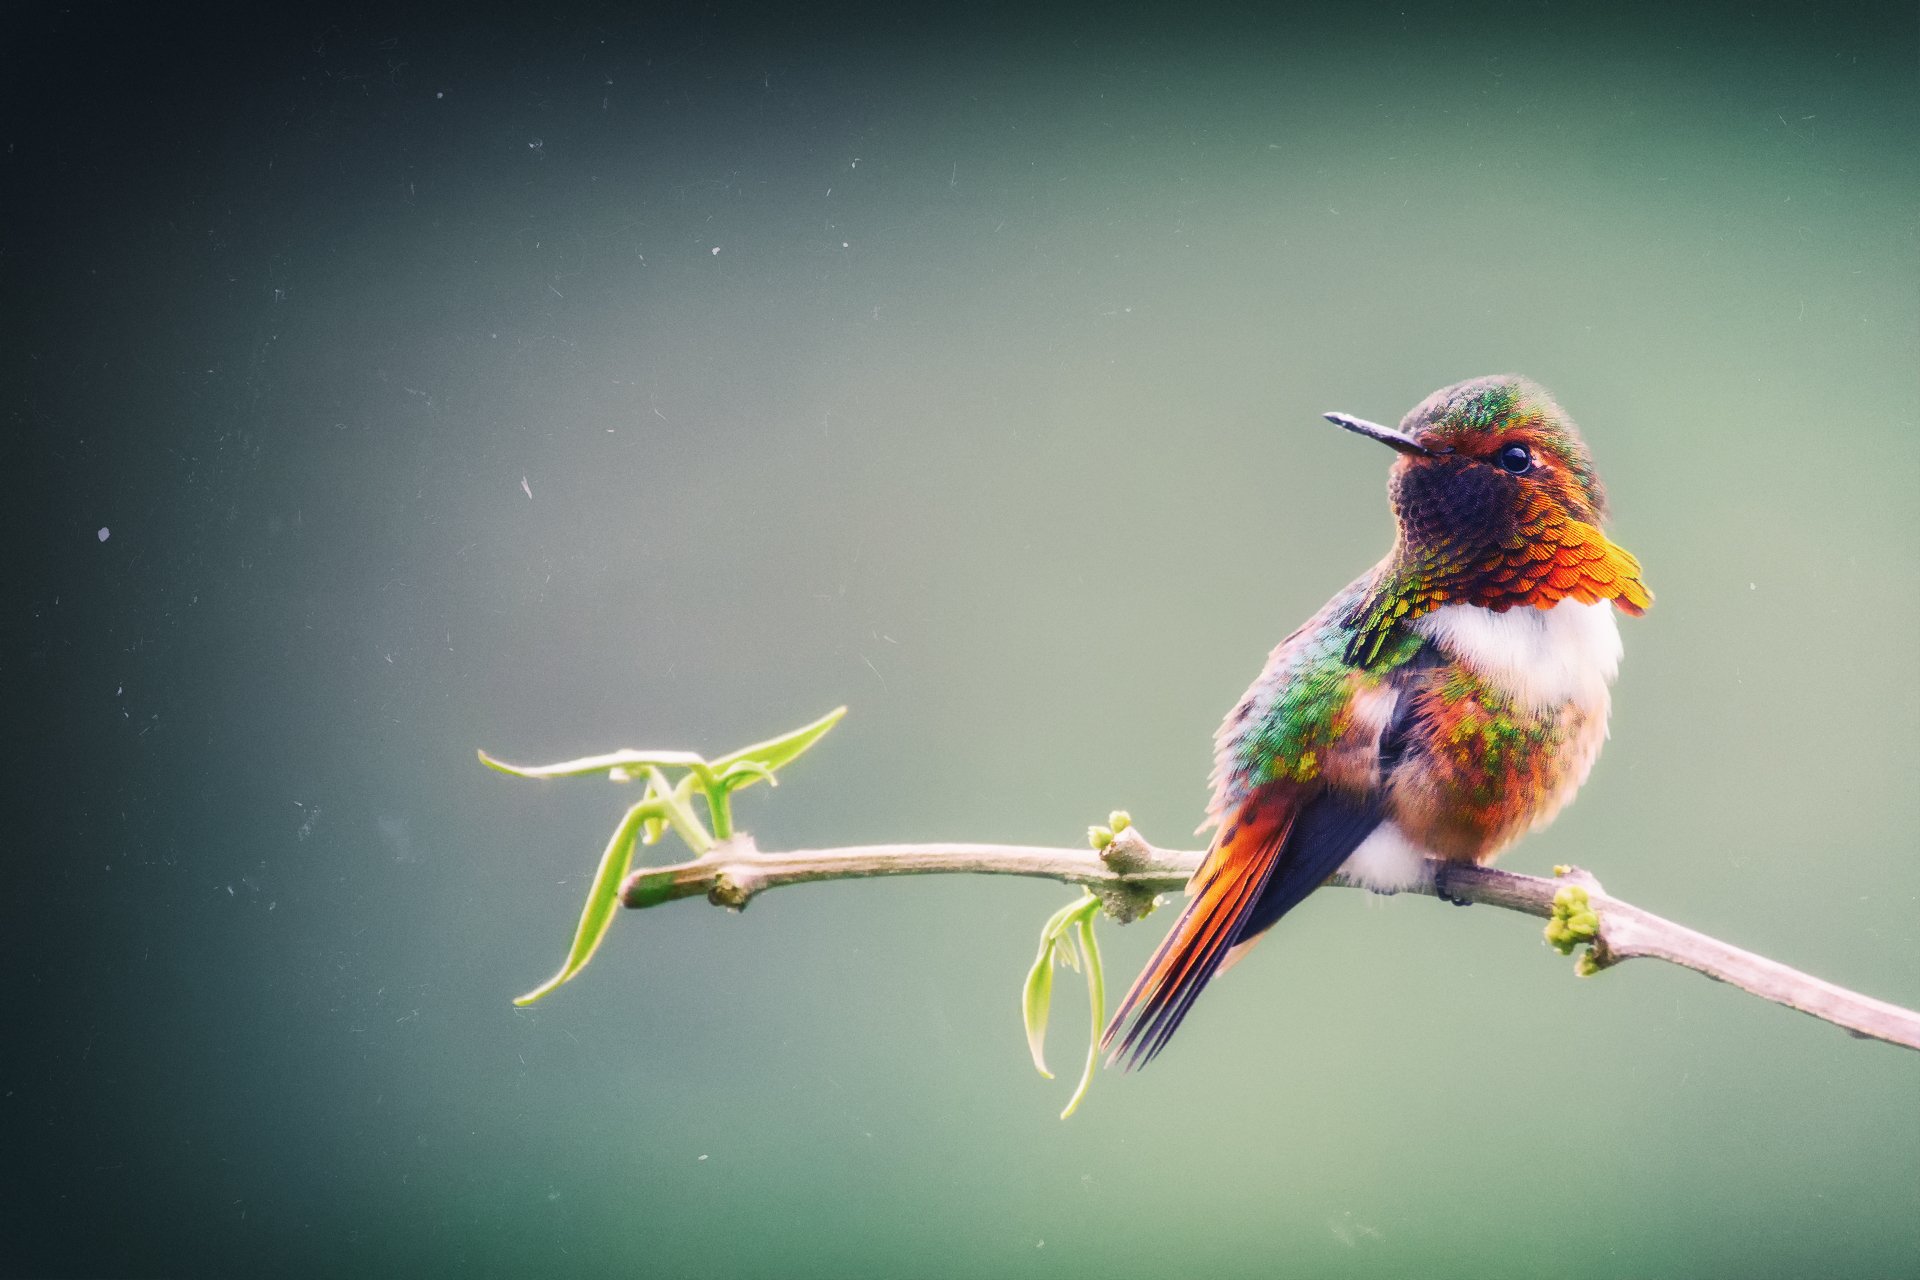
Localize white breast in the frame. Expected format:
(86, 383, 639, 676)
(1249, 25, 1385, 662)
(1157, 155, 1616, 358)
(1412, 598, 1622, 712)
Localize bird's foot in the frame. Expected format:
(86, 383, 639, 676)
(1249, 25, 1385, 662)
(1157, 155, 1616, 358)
(1432, 861, 1473, 907)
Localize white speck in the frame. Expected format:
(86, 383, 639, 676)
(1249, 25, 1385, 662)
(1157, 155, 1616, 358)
(436, 91, 444, 99)
(115, 686, 122, 696)
(520, 477, 533, 500)
(97, 527, 110, 542)
(1749, 582, 1757, 590)
(697, 1154, 708, 1161)
(711, 246, 721, 256)
(841, 241, 849, 248)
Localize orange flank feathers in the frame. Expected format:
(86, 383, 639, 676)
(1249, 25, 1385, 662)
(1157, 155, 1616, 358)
(1101, 786, 1300, 1071)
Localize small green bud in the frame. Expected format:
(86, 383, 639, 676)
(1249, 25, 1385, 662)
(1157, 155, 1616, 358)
(1088, 825, 1113, 851)
(1107, 810, 1132, 834)
(1545, 884, 1601, 955)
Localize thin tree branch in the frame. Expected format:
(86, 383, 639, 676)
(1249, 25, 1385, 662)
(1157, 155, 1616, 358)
(619, 830, 1920, 1053)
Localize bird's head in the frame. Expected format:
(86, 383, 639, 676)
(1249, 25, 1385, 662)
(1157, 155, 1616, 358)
(1327, 375, 1651, 623)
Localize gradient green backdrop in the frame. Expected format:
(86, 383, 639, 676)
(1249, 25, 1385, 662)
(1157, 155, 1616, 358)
(8, 3, 1917, 1276)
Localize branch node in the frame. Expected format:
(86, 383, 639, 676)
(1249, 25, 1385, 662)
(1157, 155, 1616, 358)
(1552, 863, 1606, 894)
(707, 834, 761, 861)
(1099, 827, 1153, 873)
(1093, 881, 1162, 925)
(708, 871, 753, 911)
(1576, 935, 1620, 977)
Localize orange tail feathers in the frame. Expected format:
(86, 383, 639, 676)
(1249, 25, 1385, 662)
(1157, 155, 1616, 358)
(1100, 786, 1300, 1071)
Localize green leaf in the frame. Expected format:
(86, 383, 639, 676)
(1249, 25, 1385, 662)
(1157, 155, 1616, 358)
(719, 758, 779, 789)
(1022, 938, 1056, 1079)
(477, 747, 708, 782)
(704, 759, 780, 842)
(1059, 913, 1105, 1120)
(512, 799, 654, 1007)
(709, 706, 847, 782)
(492, 709, 848, 1008)
(1022, 896, 1088, 1078)
(644, 768, 715, 855)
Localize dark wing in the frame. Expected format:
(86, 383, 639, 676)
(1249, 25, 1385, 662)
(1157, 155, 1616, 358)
(1101, 781, 1386, 1072)
(1103, 637, 1447, 1072)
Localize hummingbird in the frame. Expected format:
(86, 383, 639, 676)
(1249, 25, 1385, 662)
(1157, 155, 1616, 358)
(1101, 375, 1651, 1070)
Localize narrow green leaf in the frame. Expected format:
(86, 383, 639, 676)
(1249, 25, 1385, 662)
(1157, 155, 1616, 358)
(709, 706, 847, 781)
(718, 758, 779, 790)
(1022, 896, 1097, 1083)
(512, 800, 653, 1006)
(703, 789, 734, 842)
(654, 769, 716, 855)
(478, 746, 708, 782)
(1060, 914, 1105, 1120)
(1022, 939, 1056, 1079)
(705, 759, 779, 842)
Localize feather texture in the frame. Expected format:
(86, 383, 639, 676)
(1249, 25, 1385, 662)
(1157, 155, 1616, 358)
(1101, 784, 1299, 1071)
(1105, 375, 1650, 1070)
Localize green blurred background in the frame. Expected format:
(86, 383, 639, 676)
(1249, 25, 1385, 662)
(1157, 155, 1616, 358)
(7, 3, 1917, 1276)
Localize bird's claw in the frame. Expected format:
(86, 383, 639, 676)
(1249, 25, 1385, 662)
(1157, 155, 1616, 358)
(1433, 861, 1473, 907)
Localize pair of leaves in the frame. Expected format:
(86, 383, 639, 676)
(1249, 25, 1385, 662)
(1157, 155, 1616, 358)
(1022, 893, 1106, 1119)
(483, 707, 847, 1007)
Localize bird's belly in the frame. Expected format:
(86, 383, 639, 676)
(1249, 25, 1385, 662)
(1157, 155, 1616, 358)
(1386, 601, 1620, 862)
(1339, 822, 1435, 894)
(1382, 694, 1605, 867)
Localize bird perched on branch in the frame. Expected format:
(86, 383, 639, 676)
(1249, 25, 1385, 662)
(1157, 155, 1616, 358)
(1102, 375, 1651, 1069)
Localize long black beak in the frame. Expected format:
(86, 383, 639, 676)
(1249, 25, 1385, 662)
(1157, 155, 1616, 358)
(1324, 411, 1446, 457)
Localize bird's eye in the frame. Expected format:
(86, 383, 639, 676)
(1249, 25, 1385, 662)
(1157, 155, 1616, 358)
(1495, 443, 1533, 475)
